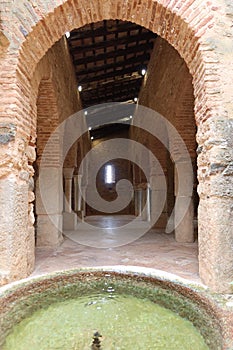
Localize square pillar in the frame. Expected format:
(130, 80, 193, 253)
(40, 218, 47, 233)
(199, 196, 233, 292)
(174, 161, 194, 242)
(36, 167, 63, 247)
(174, 197, 194, 243)
(73, 174, 82, 212)
(134, 188, 143, 217)
(0, 176, 34, 284)
(150, 174, 167, 229)
(198, 118, 233, 292)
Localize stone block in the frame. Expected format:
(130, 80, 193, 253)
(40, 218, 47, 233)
(0, 176, 33, 280)
(36, 214, 63, 247)
(204, 174, 233, 198)
(36, 167, 63, 214)
(175, 198, 194, 243)
(174, 162, 193, 197)
(198, 197, 233, 292)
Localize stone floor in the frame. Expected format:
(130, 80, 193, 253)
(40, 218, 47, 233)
(33, 215, 201, 283)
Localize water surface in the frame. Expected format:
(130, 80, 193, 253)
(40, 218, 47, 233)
(2, 292, 209, 350)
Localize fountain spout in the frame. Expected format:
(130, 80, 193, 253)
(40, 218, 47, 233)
(91, 331, 102, 349)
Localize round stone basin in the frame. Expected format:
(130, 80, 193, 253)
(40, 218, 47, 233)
(0, 267, 224, 349)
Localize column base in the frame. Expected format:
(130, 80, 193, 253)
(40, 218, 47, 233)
(36, 214, 63, 247)
(63, 212, 78, 230)
(175, 198, 194, 243)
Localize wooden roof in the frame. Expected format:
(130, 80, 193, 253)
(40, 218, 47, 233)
(67, 20, 157, 109)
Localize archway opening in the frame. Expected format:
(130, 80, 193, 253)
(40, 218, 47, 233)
(32, 19, 199, 281)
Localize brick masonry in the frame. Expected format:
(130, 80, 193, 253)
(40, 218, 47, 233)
(0, 0, 232, 293)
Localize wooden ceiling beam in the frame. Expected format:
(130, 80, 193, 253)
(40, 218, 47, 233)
(73, 42, 153, 66)
(83, 90, 139, 104)
(82, 75, 142, 92)
(67, 20, 157, 109)
(78, 64, 146, 84)
(83, 94, 137, 107)
(82, 88, 139, 106)
(82, 79, 142, 96)
(76, 53, 150, 77)
(70, 32, 154, 54)
(69, 22, 144, 41)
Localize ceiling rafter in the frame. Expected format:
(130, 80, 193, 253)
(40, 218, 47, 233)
(70, 31, 154, 54)
(75, 53, 150, 77)
(70, 22, 144, 40)
(82, 79, 142, 96)
(67, 19, 157, 108)
(83, 82, 140, 99)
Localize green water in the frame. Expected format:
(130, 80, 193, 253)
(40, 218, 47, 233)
(2, 291, 209, 350)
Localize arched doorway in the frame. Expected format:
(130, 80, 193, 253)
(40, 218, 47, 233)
(0, 0, 232, 292)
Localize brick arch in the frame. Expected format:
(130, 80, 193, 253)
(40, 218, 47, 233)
(18, 0, 214, 74)
(15, 0, 223, 287)
(15, 0, 220, 127)
(1, 0, 232, 294)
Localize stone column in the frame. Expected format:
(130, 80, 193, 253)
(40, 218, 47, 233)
(146, 184, 151, 222)
(134, 187, 143, 217)
(167, 156, 175, 220)
(198, 118, 233, 293)
(81, 186, 86, 218)
(0, 175, 34, 284)
(174, 161, 194, 243)
(81, 184, 87, 218)
(64, 168, 73, 213)
(73, 174, 82, 212)
(73, 174, 85, 220)
(63, 167, 77, 230)
(141, 184, 151, 222)
(150, 173, 167, 229)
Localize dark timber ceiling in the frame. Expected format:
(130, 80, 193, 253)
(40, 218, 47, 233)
(67, 20, 157, 109)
